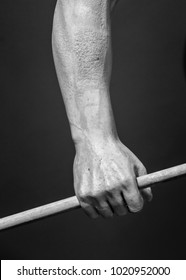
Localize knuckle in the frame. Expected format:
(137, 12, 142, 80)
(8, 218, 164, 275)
(78, 191, 85, 201)
(95, 203, 113, 218)
(92, 190, 104, 200)
(123, 175, 132, 185)
(78, 190, 92, 201)
(80, 201, 89, 209)
(111, 196, 123, 206)
(105, 186, 117, 197)
(121, 176, 134, 191)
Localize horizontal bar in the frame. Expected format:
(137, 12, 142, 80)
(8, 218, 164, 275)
(0, 163, 186, 231)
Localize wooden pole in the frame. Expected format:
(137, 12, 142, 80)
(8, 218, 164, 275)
(0, 163, 186, 231)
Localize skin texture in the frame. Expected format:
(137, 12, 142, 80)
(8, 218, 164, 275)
(52, 0, 152, 218)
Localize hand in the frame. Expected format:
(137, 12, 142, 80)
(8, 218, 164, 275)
(73, 136, 152, 218)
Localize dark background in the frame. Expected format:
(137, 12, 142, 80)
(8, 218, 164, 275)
(0, 0, 186, 259)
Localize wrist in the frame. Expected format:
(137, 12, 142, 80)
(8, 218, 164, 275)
(73, 128, 119, 150)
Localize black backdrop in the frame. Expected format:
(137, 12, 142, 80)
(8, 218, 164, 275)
(0, 0, 186, 259)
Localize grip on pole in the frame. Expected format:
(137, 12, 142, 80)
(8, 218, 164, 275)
(0, 163, 186, 231)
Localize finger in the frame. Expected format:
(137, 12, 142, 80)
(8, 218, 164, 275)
(141, 187, 153, 202)
(122, 176, 144, 213)
(106, 190, 128, 216)
(96, 199, 114, 218)
(80, 201, 99, 219)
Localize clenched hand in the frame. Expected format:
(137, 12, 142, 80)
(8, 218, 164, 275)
(73, 137, 152, 218)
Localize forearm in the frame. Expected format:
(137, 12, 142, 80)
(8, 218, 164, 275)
(52, 0, 118, 145)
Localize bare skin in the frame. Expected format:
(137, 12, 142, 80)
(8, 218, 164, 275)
(52, 0, 152, 218)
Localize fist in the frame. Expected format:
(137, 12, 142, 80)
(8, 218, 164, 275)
(73, 137, 152, 218)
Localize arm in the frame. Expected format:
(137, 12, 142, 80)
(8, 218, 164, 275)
(52, 0, 152, 218)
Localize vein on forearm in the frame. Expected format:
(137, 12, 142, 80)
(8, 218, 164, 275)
(52, 0, 116, 142)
